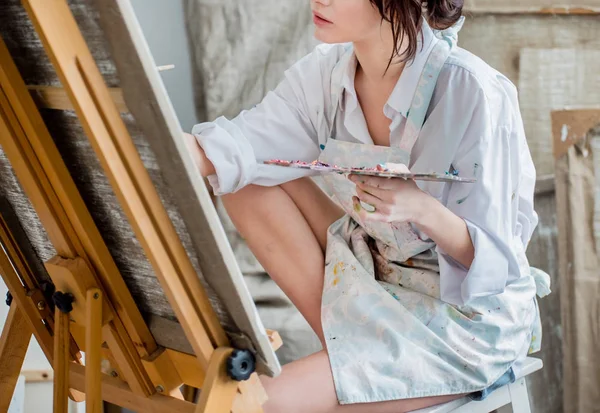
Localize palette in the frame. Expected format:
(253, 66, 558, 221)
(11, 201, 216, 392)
(264, 160, 477, 183)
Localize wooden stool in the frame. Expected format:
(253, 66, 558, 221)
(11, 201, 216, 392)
(414, 357, 543, 413)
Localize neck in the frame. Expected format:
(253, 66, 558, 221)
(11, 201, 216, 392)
(353, 34, 407, 85)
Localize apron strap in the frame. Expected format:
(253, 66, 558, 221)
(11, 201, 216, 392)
(325, 17, 465, 155)
(391, 16, 464, 153)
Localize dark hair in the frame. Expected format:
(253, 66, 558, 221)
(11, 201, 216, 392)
(369, 0, 463, 69)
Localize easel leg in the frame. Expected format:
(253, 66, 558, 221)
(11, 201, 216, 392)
(54, 306, 71, 413)
(85, 288, 102, 413)
(195, 348, 239, 413)
(0, 303, 31, 413)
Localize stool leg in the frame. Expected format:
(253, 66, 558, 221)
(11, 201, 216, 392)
(507, 377, 532, 413)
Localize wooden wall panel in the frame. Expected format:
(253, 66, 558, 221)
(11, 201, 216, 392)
(526, 191, 562, 413)
(459, 15, 600, 86)
(464, 0, 600, 13)
(518, 49, 600, 175)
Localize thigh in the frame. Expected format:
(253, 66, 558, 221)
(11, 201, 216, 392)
(280, 178, 345, 251)
(260, 350, 465, 413)
(222, 184, 329, 342)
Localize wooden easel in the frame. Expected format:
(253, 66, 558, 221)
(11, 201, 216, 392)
(0, 0, 281, 412)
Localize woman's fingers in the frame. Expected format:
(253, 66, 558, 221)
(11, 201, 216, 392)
(349, 175, 398, 189)
(355, 181, 387, 199)
(355, 187, 383, 208)
(352, 196, 389, 222)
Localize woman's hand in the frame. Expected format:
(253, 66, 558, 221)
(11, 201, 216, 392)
(350, 163, 475, 269)
(349, 163, 433, 225)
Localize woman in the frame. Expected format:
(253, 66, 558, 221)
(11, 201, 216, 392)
(184, 0, 549, 412)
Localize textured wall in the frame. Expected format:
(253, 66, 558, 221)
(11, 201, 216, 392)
(184, 0, 317, 121)
(130, 0, 199, 132)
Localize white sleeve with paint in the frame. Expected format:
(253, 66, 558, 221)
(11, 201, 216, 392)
(436, 74, 538, 306)
(191, 44, 344, 195)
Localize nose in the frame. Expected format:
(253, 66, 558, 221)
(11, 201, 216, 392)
(313, 0, 332, 6)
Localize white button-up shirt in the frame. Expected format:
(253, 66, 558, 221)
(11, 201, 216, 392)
(192, 21, 538, 305)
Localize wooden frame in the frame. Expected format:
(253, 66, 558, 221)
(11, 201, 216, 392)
(463, 0, 600, 14)
(92, 0, 280, 376)
(551, 108, 600, 413)
(0, 0, 282, 412)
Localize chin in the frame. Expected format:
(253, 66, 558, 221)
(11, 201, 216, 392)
(314, 28, 348, 44)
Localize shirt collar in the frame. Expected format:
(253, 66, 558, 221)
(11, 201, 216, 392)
(334, 17, 437, 118)
(386, 19, 436, 117)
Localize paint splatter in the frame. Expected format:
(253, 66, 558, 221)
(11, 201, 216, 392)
(333, 277, 340, 286)
(353, 202, 362, 213)
(473, 163, 480, 176)
(561, 124, 569, 142)
(333, 262, 345, 275)
(456, 196, 468, 205)
(446, 165, 459, 177)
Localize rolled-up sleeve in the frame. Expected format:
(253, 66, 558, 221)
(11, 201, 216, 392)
(436, 81, 534, 306)
(191, 46, 339, 195)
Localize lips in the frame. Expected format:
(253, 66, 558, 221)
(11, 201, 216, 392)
(312, 11, 332, 25)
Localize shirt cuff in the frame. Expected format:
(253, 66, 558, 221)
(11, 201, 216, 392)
(191, 117, 257, 195)
(438, 218, 509, 306)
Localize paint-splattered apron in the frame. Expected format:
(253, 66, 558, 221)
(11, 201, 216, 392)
(318, 20, 550, 405)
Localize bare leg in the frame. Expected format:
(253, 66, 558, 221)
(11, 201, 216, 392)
(223, 180, 464, 412)
(279, 178, 344, 251)
(221, 178, 343, 343)
(260, 350, 466, 413)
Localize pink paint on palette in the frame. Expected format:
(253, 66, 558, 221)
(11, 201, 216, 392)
(263, 159, 477, 183)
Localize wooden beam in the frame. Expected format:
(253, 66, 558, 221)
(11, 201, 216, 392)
(53, 306, 71, 413)
(464, 7, 600, 14)
(0, 214, 54, 362)
(28, 85, 128, 112)
(22, 369, 54, 383)
(20, 0, 227, 371)
(141, 348, 185, 399)
(0, 35, 157, 359)
(86, 288, 103, 413)
(102, 323, 153, 397)
(195, 348, 239, 413)
(0, 304, 31, 413)
(232, 374, 267, 413)
(0, 34, 156, 396)
(69, 363, 196, 413)
(93, 0, 280, 376)
(463, 1, 600, 14)
(266, 330, 282, 352)
(45, 257, 113, 326)
(166, 349, 205, 389)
